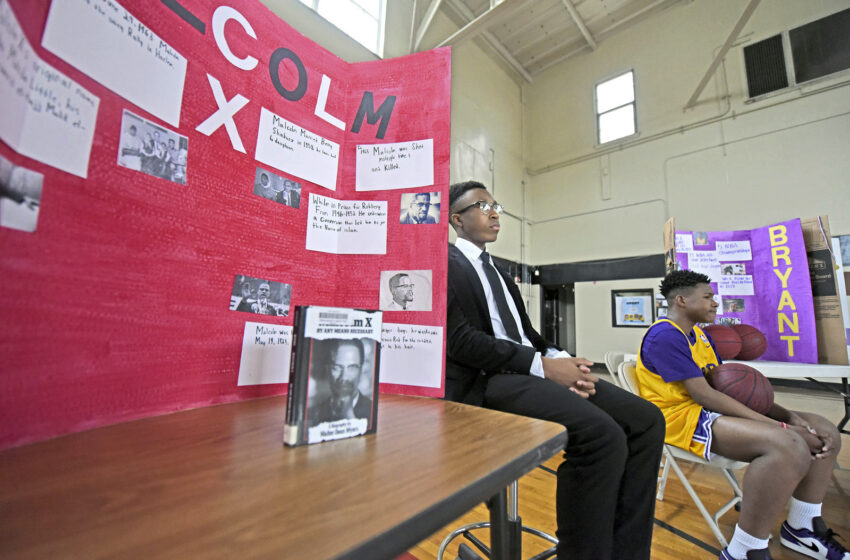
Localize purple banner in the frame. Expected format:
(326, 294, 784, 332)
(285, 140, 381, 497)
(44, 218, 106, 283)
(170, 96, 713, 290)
(675, 219, 817, 363)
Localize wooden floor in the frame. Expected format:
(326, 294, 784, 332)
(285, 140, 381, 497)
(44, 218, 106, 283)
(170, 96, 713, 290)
(405, 378, 850, 560)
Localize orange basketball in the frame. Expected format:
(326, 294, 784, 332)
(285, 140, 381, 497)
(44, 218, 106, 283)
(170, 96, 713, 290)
(702, 324, 742, 360)
(707, 363, 774, 414)
(732, 324, 768, 361)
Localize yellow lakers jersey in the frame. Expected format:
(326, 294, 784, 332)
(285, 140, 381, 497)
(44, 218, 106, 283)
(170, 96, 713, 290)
(636, 319, 720, 454)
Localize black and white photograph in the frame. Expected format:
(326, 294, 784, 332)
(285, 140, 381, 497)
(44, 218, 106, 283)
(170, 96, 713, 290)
(253, 167, 302, 209)
(721, 263, 747, 275)
(118, 109, 188, 185)
(379, 270, 432, 311)
(0, 153, 44, 233)
(230, 274, 291, 317)
(717, 316, 743, 326)
(307, 337, 379, 428)
(399, 191, 440, 224)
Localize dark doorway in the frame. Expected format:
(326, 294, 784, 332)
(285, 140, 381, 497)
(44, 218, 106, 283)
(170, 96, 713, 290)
(541, 284, 576, 356)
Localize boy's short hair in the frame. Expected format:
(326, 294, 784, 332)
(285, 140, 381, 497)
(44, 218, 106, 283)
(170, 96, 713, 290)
(660, 270, 712, 299)
(449, 180, 487, 210)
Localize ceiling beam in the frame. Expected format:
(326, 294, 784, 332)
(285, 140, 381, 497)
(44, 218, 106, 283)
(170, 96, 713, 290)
(529, 0, 679, 76)
(685, 0, 761, 109)
(445, 0, 532, 82)
(408, 0, 419, 53)
(560, 0, 596, 50)
(413, 0, 443, 52)
(436, 0, 527, 48)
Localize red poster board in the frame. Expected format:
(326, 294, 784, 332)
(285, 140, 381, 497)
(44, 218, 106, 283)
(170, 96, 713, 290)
(0, 0, 450, 449)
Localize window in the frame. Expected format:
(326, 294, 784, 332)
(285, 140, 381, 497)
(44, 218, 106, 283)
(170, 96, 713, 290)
(300, 0, 386, 57)
(595, 70, 636, 144)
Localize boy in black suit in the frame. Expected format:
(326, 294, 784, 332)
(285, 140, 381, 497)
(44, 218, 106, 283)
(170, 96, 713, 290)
(445, 180, 665, 559)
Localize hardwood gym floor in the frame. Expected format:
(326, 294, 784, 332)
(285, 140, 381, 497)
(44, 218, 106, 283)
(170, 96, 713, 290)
(405, 378, 850, 560)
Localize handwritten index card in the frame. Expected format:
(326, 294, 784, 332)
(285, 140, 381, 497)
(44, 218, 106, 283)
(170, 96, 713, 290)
(237, 322, 293, 386)
(306, 193, 387, 254)
(42, 0, 187, 126)
(356, 138, 434, 191)
(380, 323, 443, 388)
(0, 0, 99, 177)
(255, 108, 340, 191)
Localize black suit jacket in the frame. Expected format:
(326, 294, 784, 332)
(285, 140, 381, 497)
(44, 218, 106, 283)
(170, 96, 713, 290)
(446, 243, 551, 405)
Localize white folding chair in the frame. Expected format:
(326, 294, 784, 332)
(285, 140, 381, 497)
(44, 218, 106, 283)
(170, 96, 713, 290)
(615, 361, 746, 547)
(603, 351, 627, 385)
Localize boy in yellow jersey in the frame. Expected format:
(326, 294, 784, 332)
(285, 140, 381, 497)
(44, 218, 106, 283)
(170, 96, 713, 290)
(636, 270, 846, 560)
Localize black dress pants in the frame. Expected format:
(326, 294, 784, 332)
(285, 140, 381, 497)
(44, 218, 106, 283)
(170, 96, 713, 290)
(484, 375, 665, 560)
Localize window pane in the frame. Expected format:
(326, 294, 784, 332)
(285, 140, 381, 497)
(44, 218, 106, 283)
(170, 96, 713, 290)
(596, 71, 634, 113)
(598, 104, 635, 144)
(317, 0, 380, 53)
(353, 0, 382, 18)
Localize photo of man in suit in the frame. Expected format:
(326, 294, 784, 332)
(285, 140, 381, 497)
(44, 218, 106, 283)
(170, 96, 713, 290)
(310, 339, 373, 426)
(445, 180, 665, 560)
(387, 273, 415, 310)
(401, 192, 436, 224)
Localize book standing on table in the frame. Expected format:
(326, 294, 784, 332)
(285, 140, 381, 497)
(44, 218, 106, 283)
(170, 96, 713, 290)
(285, 306, 382, 446)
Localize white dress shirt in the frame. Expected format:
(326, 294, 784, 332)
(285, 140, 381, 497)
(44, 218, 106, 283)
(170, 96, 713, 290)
(454, 238, 570, 377)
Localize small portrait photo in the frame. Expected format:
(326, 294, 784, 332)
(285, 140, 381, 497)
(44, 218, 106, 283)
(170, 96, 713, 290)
(693, 231, 709, 245)
(380, 270, 432, 311)
(118, 109, 188, 184)
(0, 153, 44, 233)
(253, 167, 302, 209)
(400, 191, 440, 224)
(230, 274, 292, 317)
(307, 337, 378, 428)
(721, 263, 746, 275)
(723, 298, 745, 312)
(718, 316, 742, 326)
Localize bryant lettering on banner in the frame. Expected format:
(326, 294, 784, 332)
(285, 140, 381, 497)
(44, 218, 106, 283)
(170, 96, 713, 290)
(0, 0, 451, 450)
(673, 219, 818, 363)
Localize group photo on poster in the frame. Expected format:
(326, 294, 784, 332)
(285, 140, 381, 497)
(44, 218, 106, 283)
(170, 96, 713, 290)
(118, 110, 188, 185)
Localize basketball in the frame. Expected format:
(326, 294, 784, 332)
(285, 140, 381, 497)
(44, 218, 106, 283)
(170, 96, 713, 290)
(706, 363, 774, 414)
(702, 324, 742, 360)
(732, 324, 768, 360)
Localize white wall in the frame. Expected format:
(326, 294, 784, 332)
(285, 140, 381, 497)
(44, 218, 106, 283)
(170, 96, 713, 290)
(524, 0, 850, 264)
(575, 278, 663, 362)
(523, 0, 850, 342)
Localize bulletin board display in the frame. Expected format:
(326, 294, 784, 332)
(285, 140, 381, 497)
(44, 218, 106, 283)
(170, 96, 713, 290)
(671, 219, 817, 363)
(0, 0, 451, 449)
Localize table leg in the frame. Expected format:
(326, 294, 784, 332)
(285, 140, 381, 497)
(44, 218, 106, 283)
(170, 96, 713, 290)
(487, 487, 522, 560)
(805, 377, 850, 435)
(837, 377, 849, 435)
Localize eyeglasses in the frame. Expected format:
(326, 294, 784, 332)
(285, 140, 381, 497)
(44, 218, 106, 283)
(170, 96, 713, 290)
(454, 201, 504, 215)
(394, 283, 414, 290)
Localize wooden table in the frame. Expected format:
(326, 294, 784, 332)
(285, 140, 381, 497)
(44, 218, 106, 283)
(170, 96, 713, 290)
(0, 394, 566, 559)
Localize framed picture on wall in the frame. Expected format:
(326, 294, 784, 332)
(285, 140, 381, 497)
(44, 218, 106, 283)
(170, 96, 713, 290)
(611, 289, 654, 328)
